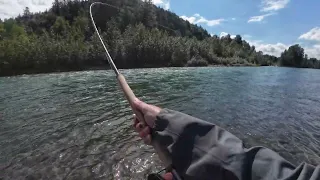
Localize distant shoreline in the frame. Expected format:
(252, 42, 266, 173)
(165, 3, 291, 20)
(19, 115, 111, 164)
(0, 64, 269, 77)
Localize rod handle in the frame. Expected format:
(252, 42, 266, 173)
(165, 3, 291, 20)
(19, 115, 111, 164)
(117, 74, 172, 167)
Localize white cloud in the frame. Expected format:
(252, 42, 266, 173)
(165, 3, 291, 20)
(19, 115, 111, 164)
(248, 40, 288, 57)
(0, 0, 171, 20)
(299, 27, 320, 42)
(0, 0, 54, 20)
(248, 13, 274, 23)
(215, 30, 319, 59)
(243, 34, 252, 39)
(180, 14, 225, 26)
(220, 32, 228, 37)
(246, 0, 289, 24)
(218, 33, 287, 57)
(261, 0, 290, 12)
(202, 18, 225, 26)
(220, 32, 252, 40)
(220, 32, 236, 39)
(163, 2, 170, 10)
(151, 0, 170, 10)
(194, 14, 201, 17)
(180, 15, 197, 24)
(152, 0, 164, 4)
(305, 44, 320, 59)
(245, 35, 320, 58)
(298, 27, 320, 58)
(231, 18, 236, 21)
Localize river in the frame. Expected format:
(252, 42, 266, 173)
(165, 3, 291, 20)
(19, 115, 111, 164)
(0, 67, 319, 179)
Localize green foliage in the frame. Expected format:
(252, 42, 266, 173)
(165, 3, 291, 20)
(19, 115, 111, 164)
(171, 45, 190, 66)
(142, 0, 157, 28)
(1, 19, 27, 39)
(0, 0, 319, 76)
(187, 56, 208, 67)
(23, 7, 31, 17)
(52, 16, 70, 36)
(234, 35, 242, 45)
(280, 44, 305, 67)
(0, 23, 5, 40)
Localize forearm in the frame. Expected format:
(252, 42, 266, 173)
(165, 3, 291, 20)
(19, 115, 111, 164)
(153, 109, 320, 180)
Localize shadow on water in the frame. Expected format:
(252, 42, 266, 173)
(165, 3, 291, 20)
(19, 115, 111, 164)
(0, 67, 319, 179)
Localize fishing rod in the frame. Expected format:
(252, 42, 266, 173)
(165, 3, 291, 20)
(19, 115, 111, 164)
(89, 2, 182, 180)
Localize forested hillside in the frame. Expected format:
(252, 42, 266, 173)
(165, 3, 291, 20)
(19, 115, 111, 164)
(0, 0, 319, 76)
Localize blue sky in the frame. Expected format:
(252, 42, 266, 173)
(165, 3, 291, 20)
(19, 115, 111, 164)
(1, 0, 320, 58)
(159, 0, 320, 58)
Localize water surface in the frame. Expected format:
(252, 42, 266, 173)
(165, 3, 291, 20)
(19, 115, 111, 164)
(1, 67, 319, 179)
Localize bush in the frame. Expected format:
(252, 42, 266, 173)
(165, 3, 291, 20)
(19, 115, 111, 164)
(216, 57, 252, 66)
(187, 56, 208, 67)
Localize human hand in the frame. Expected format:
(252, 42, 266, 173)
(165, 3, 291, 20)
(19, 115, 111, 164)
(132, 99, 173, 180)
(132, 98, 161, 145)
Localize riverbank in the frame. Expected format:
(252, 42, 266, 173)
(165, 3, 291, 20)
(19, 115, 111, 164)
(208, 63, 258, 67)
(0, 63, 262, 77)
(0, 66, 108, 77)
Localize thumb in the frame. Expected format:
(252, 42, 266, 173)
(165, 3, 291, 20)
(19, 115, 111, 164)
(132, 98, 161, 128)
(132, 98, 149, 127)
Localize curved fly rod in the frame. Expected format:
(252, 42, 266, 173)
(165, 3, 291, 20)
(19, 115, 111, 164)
(89, 2, 182, 180)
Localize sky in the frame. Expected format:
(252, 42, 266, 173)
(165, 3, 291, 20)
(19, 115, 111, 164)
(1, 0, 320, 58)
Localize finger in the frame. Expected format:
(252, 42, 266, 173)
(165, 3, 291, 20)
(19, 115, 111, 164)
(135, 122, 144, 132)
(133, 112, 146, 127)
(135, 110, 146, 126)
(132, 114, 138, 127)
(143, 134, 152, 145)
(133, 98, 149, 114)
(139, 126, 150, 138)
(163, 173, 173, 180)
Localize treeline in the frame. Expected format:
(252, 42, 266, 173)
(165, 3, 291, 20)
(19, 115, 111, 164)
(280, 44, 320, 68)
(0, 0, 319, 76)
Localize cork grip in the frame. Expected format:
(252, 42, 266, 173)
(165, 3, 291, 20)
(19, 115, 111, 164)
(117, 74, 172, 168)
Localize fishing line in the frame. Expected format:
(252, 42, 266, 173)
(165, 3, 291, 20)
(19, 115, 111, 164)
(89, 2, 182, 180)
(89, 2, 119, 75)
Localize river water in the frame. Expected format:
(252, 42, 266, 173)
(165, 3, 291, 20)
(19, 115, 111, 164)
(0, 67, 319, 179)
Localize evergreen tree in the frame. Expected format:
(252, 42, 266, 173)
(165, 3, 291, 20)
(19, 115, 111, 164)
(0, 0, 319, 76)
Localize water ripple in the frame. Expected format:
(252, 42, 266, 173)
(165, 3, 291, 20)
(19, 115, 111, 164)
(0, 67, 320, 179)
